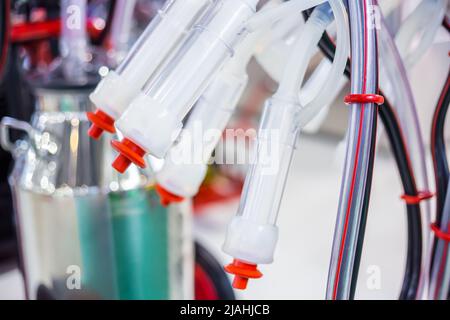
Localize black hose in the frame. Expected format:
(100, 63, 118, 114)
(431, 72, 450, 226)
(430, 71, 450, 299)
(443, 16, 450, 33)
(379, 102, 422, 300)
(303, 9, 422, 300)
(195, 243, 235, 300)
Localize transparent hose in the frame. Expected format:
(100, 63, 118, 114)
(378, 14, 432, 299)
(297, 0, 349, 127)
(109, 0, 137, 59)
(246, 0, 327, 32)
(252, 0, 349, 129)
(276, 3, 334, 99)
(395, 0, 447, 67)
(275, 0, 349, 125)
(326, 0, 379, 300)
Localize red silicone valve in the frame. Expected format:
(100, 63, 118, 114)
(224, 259, 263, 290)
(155, 184, 185, 207)
(87, 109, 116, 139)
(111, 138, 147, 173)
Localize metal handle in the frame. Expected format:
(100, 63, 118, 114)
(0, 117, 35, 154)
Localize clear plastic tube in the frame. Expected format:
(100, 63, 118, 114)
(222, 97, 299, 289)
(245, 0, 327, 32)
(300, 59, 348, 134)
(429, 180, 450, 300)
(109, 0, 137, 60)
(395, 0, 446, 67)
(326, 0, 379, 300)
(383, 0, 403, 35)
(117, 0, 212, 85)
(378, 14, 432, 299)
(88, 0, 212, 138)
(154, 2, 274, 202)
(252, 1, 349, 131)
(296, 0, 349, 127)
(276, 4, 334, 99)
(114, 0, 259, 167)
(60, 0, 88, 83)
(155, 44, 252, 199)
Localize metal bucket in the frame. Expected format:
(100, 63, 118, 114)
(1, 87, 194, 300)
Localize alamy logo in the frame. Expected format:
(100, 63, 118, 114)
(66, 265, 81, 290)
(65, 5, 82, 30)
(366, 265, 382, 290)
(167, 121, 284, 176)
(368, 5, 382, 30)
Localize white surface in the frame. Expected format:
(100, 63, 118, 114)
(0, 269, 25, 300)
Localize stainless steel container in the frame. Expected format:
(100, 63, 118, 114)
(0, 86, 194, 300)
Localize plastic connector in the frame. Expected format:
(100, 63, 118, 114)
(111, 138, 146, 173)
(224, 259, 263, 290)
(87, 109, 116, 139)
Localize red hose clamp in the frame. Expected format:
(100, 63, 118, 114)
(431, 223, 450, 242)
(344, 94, 385, 106)
(224, 259, 263, 290)
(400, 191, 435, 205)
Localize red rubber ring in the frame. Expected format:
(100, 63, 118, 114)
(431, 223, 450, 242)
(155, 184, 185, 207)
(224, 259, 262, 290)
(401, 191, 435, 205)
(87, 109, 116, 139)
(111, 138, 146, 173)
(344, 94, 385, 106)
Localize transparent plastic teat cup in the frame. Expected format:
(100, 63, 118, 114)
(223, 97, 300, 289)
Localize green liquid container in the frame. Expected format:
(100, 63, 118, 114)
(76, 194, 119, 299)
(109, 188, 169, 300)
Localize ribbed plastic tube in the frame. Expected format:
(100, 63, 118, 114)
(326, 0, 379, 300)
